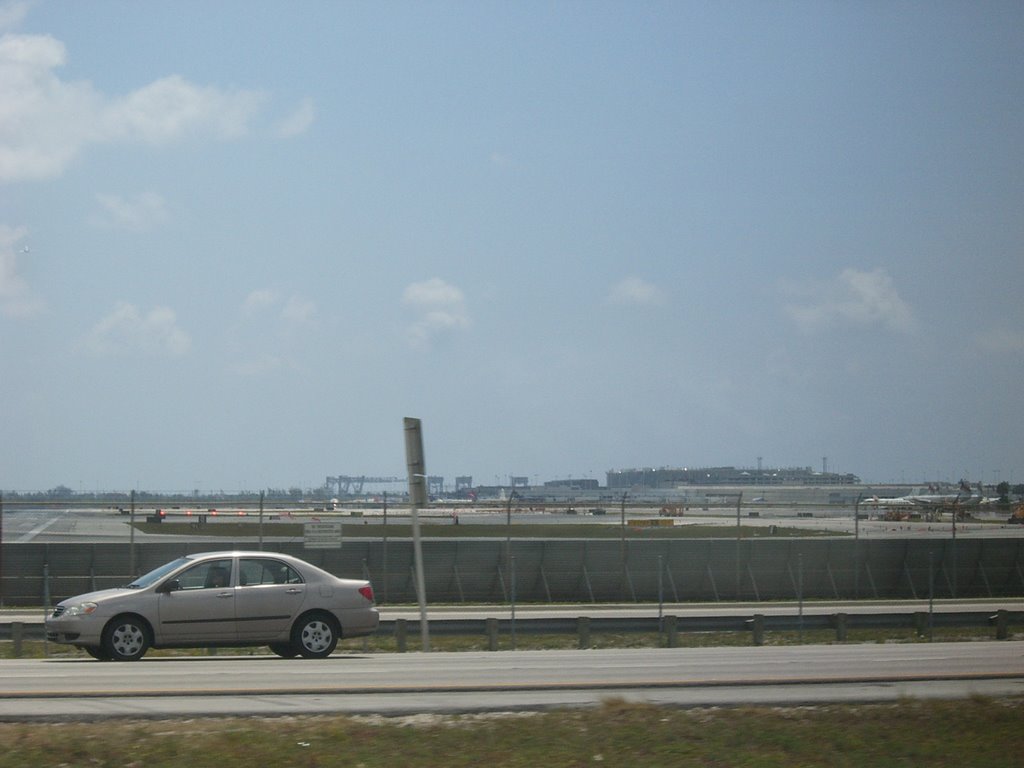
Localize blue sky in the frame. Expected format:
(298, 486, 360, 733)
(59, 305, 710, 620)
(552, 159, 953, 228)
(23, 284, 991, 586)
(2, 1, 1022, 492)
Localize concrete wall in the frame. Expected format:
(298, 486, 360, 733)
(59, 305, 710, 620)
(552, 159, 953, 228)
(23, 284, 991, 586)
(2, 538, 1023, 606)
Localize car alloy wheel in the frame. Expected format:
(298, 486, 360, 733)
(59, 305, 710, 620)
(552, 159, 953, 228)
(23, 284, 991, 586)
(102, 616, 150, 661)
(293, 613, 338, 659)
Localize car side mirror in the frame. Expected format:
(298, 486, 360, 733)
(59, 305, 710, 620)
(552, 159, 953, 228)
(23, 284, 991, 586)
(158, 579, 181, 594)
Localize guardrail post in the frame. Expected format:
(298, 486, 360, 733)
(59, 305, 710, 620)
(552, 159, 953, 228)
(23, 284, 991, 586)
(993, 609, 1009, 640)
(834, 613, 848, 642)
(395, 619, 408, 653)
(913, 612, 928, 638)
(664, 615, 678, 648)
(748, 614, 764, 646)
(577, 616, 591, 649)
(486, 617, 499, 651)
(11, 622, 23, 657)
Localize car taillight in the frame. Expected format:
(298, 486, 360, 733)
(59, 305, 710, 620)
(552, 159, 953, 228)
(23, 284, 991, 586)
(358, 585, 374, 603)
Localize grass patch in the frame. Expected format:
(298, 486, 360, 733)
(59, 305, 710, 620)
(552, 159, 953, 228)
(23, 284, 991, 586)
(0, 698, 1022, 767)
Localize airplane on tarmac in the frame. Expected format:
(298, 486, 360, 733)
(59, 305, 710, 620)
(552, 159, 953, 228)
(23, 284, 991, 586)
(869, 480, 985, 520)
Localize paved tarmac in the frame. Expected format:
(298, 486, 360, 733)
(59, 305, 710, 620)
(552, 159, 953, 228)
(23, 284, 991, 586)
(5, 506, 1024, 544)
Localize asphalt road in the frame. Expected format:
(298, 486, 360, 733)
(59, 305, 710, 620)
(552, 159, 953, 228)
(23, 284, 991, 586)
(1, 642, 1022, 720)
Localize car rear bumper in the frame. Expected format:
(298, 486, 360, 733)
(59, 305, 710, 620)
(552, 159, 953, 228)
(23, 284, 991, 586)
(339, 607, 379, 638)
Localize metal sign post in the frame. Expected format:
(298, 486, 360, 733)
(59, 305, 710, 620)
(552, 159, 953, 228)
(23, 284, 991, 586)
(404, 417, 430, 652)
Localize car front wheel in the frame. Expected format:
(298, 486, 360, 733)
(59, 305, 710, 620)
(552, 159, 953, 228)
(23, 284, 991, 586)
(291, 613, 339, 659)
(101, 615, 150, 661)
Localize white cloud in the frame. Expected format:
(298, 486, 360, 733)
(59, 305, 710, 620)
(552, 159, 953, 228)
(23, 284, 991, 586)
(0, 32, 265, 183)
(608, 276, 666, 306)
(403, 277, 465, 308)
(0, 1, 31, 31)
(783, 267, 918, 335)
(275, 97, 315, 138)
(101, 75, 263, 144)
(242, 289, 279, 314)
(281, 294, 317, 324)
(241, 289, 316, 324)
(230, 289, 316, 375)
(83, 302, 191, 356)
(90, 191, 168, 231)
(402, 277, 470, 347)
(0, 222, 42, 316)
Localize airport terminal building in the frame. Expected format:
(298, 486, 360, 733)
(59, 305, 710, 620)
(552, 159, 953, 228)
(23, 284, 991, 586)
(606, 466, 860, 490)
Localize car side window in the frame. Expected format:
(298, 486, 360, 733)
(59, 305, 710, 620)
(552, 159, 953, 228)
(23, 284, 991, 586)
(175, 560, 233, 590)
(239, 558, 302, 587)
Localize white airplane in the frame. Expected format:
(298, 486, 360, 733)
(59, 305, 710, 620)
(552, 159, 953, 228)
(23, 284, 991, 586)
(869, 480, 984, 518)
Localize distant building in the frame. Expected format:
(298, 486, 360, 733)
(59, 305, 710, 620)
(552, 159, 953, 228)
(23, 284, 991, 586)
(606, 466, 860, 489)
(544, 478, 601, 491)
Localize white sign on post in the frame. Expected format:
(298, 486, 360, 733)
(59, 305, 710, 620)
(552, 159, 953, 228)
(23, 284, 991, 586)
(303, 521, 343, 549)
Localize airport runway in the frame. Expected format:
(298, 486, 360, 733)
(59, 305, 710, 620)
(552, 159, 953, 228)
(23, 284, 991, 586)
(1, 642, 1022, 720)
(5, 507, 1024, 543)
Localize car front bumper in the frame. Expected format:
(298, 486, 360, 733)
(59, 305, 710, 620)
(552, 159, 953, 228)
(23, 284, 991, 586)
(45, 616, 104, 646)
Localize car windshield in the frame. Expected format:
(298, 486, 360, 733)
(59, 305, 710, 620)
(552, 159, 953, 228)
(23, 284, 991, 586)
(126, 556, 192, 589)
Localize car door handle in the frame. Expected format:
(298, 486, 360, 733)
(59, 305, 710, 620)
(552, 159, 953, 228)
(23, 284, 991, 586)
(216, 591, 233, 598)
(286, 588, 303, 595)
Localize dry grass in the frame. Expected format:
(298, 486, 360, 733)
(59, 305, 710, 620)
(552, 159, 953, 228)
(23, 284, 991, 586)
(1, 698, 1022, 767)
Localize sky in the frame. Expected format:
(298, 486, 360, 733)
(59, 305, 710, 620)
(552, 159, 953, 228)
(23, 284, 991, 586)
(2, 1, 1023, 493)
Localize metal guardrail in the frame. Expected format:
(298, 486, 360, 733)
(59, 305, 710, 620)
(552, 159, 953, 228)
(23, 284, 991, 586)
(381, 609, 1023, 649)
(4, 610, 1021, 650)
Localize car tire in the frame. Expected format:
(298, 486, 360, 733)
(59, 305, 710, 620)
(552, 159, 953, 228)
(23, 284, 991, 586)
(291, 612, 339, 659)
(268, 642, 299, 658)
(84, 646, 112, 661)
(101, 615, 151, 661)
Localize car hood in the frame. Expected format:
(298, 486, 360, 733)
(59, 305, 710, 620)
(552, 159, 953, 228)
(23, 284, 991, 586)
(56, 587, 136, 607)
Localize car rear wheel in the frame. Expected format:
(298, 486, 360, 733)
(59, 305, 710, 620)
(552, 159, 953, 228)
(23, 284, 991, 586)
(268, 642, 298, 658)
(101, 615, 150, 661)
(291, 612, 339, 659)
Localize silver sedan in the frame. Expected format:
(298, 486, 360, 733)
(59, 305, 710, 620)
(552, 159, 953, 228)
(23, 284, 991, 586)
(45, 550, 379, 661)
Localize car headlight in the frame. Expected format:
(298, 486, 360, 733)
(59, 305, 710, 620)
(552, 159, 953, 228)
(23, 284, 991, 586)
(63, 602, 98, 617)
